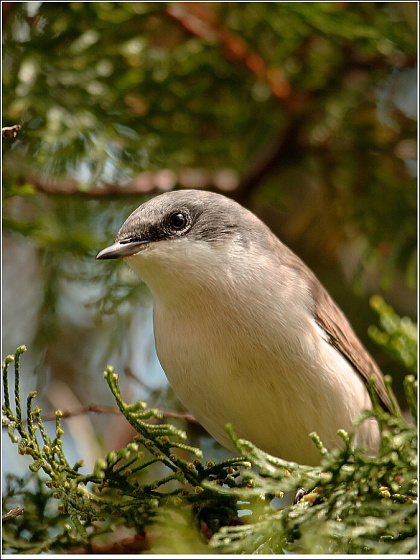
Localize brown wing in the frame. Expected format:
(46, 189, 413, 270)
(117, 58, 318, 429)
(310, 277, 393, 413)
(280, 240, 393, 413)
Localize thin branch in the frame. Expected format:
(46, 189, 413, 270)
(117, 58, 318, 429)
(33, 404, 121, 421)
(166, 2, 290, 100)
(233, 118, 304, 206)
(2, 507, 24, 522)
(2, 124, 22, 138)
(2, 404, 199, 425)
(161, 409, 198, 424)
(24, 167, 239, 197)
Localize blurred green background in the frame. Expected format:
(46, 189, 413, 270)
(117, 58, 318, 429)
(2, 2, 417, 475)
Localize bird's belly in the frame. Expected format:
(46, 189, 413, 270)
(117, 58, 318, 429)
(153, 304, 378, 466)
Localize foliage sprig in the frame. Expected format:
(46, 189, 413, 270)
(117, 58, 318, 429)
(369, 295, 417, 374)
(2, 299, 417, 554)
(208, 376, 417, 554)
(2, 347, 249, 553)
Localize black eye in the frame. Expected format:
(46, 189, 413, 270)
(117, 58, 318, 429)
(169, 212, 188, 230)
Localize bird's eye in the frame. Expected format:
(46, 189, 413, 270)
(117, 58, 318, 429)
(169, 212, 188, 230)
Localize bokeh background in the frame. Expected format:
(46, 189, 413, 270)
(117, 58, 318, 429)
(2, 2, 417, 479)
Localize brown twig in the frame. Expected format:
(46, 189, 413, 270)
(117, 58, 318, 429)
(23, 167, 239, 197)
(2, 124, 22, 138)
(2, 404, 199, 425)
(32, 404, 121, 421)
(161, 409, 198, 424)
(166, 2, 290, 100)
(233, 118, 304, 207)
(2, 507, 24, 522)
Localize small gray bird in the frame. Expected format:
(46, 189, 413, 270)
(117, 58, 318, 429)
(97, 189, 390, 466)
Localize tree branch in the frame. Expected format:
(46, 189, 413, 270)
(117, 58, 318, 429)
(2, 124, 22, 138)
(24, 167, 239, 198)
(2, 404, 199, 425)
(166, 2, 290, 100)
(2, 507, 24, 523)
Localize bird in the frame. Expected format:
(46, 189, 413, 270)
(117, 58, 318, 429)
(96, 189, 391, 466)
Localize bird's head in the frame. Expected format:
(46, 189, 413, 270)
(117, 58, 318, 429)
(96, 189, 272, 299)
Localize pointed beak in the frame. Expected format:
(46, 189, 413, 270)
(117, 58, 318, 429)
(96, 240, 149, 260)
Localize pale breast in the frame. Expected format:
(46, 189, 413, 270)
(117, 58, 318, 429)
(152, 297, 379, 466)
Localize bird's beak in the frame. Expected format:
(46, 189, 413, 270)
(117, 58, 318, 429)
(96, 240, 149, 260)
